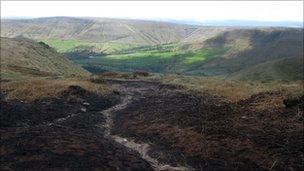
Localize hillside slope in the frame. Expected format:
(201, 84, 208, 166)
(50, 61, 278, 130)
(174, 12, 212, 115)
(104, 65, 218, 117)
(185, 28, 304, 81)
(70, 28, 303, 81)
(230, 56, 303, 81)
(0, 37, 89, 79)
(2, 17, 302, 81)
(1, 17, 226, 46)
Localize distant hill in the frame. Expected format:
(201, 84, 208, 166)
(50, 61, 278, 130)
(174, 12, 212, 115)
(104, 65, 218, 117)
(0, 37, 89, 79)
(185, 28, 304, 81)
(230, 56, 303, 81)
(155, 19, 303, 28)
(1, 17, 215, 45)
(200, 20, 303, 28)
(1, 17, 303, 81)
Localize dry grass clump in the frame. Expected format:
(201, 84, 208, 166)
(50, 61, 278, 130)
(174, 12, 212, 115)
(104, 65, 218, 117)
(98, 71, 136, 79)
(98, 71, 150, 80)
(161, 75, 303, 102)
(1, 77, 112, 102)
(133, 71, 149, 77)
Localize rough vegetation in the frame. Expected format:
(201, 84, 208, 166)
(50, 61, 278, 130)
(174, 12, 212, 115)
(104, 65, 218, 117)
(1, 77, 111, 102)
(0, 37, 89, 79)
(160, 75, 303, 102)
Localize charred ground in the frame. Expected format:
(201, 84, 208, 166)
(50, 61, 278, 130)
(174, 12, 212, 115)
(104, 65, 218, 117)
(1, 76, 303, 170)
(0, 81, 152, 171)
(110, 79, 303, 170)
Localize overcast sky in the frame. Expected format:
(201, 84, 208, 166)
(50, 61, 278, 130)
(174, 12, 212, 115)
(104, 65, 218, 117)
(1, 1, 303, 22)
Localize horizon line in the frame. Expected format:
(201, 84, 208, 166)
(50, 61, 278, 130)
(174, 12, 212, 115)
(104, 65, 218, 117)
(2, 16, 304, 23)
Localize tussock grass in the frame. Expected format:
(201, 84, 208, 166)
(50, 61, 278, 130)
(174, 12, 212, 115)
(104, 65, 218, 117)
(160, 75, 303, 101)
(1, 77, 112, 102)
(1, 37, 90, 79)
(97, 71, 150, 79)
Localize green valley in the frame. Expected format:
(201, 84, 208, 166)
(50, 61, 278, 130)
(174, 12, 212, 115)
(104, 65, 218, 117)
(42, 40, 228, 74)
(2, 17, 303, 82)
(42, 39, 138, 54)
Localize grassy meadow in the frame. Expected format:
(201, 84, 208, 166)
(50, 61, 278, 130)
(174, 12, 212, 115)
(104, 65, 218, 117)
(42, 39, 139, 54)
(41, 39, 228, 74)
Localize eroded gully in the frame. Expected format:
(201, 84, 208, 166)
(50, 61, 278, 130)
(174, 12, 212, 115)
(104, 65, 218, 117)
(97, 80, 193, 171)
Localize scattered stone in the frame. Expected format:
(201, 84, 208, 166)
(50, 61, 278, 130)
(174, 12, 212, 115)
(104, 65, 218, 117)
(83, 102, 90, 106)
(81, 108, 87, 112)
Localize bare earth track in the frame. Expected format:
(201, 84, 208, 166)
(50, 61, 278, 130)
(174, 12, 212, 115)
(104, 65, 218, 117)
(99, 79, 193, 170)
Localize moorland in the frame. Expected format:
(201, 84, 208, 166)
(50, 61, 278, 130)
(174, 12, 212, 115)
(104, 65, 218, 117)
(1, 17, 303, 170)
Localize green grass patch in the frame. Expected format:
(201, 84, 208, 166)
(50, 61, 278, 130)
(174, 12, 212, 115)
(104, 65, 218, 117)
(184, 48, 228, 64)
(42, 39, 139, 54)
(42, 39, 226, 75)
(74, 45, 227, 74)
(42, 39, 95, 53)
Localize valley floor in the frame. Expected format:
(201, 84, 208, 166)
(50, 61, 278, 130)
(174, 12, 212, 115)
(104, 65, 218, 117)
(1, 78, 303, 170)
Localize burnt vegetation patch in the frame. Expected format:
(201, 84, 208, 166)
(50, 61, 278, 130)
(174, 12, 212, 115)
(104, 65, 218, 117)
(1, 76, 302, 170)
(1, 85, 116, 127)
(112, 85, 303, 170)
(0, 80, 153, 170)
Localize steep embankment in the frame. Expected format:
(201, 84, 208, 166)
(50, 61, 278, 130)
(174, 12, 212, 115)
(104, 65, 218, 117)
(0, 37, 89, 79)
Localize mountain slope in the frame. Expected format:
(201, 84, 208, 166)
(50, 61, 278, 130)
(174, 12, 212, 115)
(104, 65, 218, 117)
(184, 28, 304, 80)
(0, 37, 89, 79)
(1, 17, 226, 46)
(2, 17, 302, 81)
(230, 56, 303, 81)
(70, 28, 303, 81)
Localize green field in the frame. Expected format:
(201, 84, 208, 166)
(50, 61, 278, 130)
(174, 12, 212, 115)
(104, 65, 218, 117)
(42, 39, 228, 74)
(42, 39, 94, 53)
(42, 39, 139, 54)
(73, 44, 227, 74)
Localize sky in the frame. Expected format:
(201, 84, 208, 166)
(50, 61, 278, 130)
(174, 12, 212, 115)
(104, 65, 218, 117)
(1, 1, 303, 22)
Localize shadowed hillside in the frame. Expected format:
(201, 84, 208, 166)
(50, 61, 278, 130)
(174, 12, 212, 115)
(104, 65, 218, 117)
(230, 56, 303, 81)
(184, 28, 304, 81)
(0, 37, 89, 79)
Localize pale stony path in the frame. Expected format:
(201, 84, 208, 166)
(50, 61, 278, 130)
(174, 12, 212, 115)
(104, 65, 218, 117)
(98, 79, 193, 171)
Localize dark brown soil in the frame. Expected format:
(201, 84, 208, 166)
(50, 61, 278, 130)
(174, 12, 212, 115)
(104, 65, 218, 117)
(111, 81, 304, 170)
(0, 85, 153, 171)
(1, 79, 303, 171)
